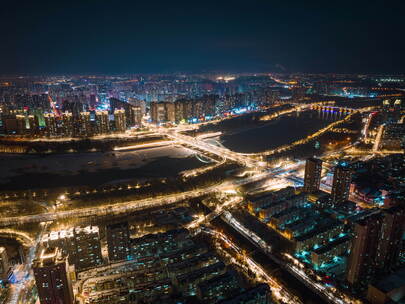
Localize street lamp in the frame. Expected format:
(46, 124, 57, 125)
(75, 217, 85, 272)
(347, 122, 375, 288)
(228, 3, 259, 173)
(58, 194, 66, 201)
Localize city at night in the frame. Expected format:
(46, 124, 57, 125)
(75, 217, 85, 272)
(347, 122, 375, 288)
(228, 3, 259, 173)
(0, 1, 404, 304)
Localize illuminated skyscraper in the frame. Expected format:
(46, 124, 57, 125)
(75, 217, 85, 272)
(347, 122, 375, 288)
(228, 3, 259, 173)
(303, 158, 323, 193)
(72, 226, 103, 270)
(165, 102, 175, 122)
(346, 213, 383, 286)
(106, 222, 131, 262)
(94, 111, 110, 134)
(78, 112, 92, 137)
(27, 114, 39, 135)
(376, 206, 405, 273)
(150, 102, 166, 124)
(15, 115, 27, 135)
(110, 97, 141, 127)
(89, 94, 97, 109)
(131, 105, 143, 126)
(114, 109, 126, 132)
(174, 100, 185, 123)
(61, 112, 73, 137)
(331, 164, 352, 204)
(44, 113, 58, 137)
(151, 102, 175, 124)
(128, 98, 146, 125)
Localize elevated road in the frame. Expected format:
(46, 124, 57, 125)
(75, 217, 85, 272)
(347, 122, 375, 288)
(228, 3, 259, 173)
(0, 165, 298, 227)
(0, 186, 216, 227)
(158, 128, 264, 168)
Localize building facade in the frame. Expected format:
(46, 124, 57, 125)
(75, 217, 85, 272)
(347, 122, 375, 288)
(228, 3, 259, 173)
(303, 157, 323, 193)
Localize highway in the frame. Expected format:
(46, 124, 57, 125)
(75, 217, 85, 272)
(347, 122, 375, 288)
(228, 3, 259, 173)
(156, 127, 265, 168)
(0, 158, 307, 228)
(0, 163, 299, 227)
(0, 186, 217, 227)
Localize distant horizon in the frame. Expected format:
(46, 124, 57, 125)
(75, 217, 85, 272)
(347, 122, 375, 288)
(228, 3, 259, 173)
(1, 0, 404, 75)
(1, 71, 405, 78)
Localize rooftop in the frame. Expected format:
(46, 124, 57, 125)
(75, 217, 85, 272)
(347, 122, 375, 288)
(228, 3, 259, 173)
(372, 267, 405, 293)
(313, 235, 350, 255)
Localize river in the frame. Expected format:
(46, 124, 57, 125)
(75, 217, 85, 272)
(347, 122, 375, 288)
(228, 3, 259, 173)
(220, 110, 346, 153)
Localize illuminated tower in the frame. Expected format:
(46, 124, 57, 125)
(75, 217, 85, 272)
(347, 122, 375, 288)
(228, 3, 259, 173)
(376, 206, 405, 273)
(79, 112, 91, 137)
(94, 111, 110, 135)
(15, 115, 27, 135)
(44, 113, 58, 137)
(303, 158, 323, 193)
(165, 102, 175, 122)
(72, 226, 103, 270)
(175, 100, 185, 123)
(114, 109, 126, 132)
(106, 222, 131, 261)
(131, 106, 143, 127)
(27, 115, 39, 135)
(61, 112, 73, 137)
(331, 163, 352, 204)
(346, 213, 383, 286)
(150, 102, 166, 124)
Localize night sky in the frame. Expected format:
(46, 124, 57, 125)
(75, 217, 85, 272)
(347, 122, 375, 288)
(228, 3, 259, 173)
(1, 0, 404, 74)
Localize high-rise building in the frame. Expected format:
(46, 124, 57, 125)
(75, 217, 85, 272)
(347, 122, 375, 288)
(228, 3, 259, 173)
(380, 123, 405, 150)
(62, 100, 83, 118)
(89, 94, 97, 109)
(376, 206, 405, 273)
(27, 115, 39, 135)
(193, 100, 204, 118)
(94, 111, 110, 135)
(346, 213, 383, 286)
(303, 158, 323, 193)
(78, 112, 92, 137)
(44, 113, 58, 137)
(150, 102, 176, 124)
(15, 114, 27, 135)
(0, 247, 10, 281)
(123, 99, 144, 127)
(61, 112, 73, 137)
(128, 98, 146, 123)
(33, 247, 74, 304)
(72, 226, 103, 270)
(110, 98, 141, 127)
(165, 102, 175, 122)
(331, 164, 352, 204)
(106, 222, 131, 262)
(150, 102, 166, 124)
(174, 100, 185, 123)
(183, 100, 194, 120)
(114, 109, 126, 132)
(131, 105, 143, 126)
(41, 226, 103, 272)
